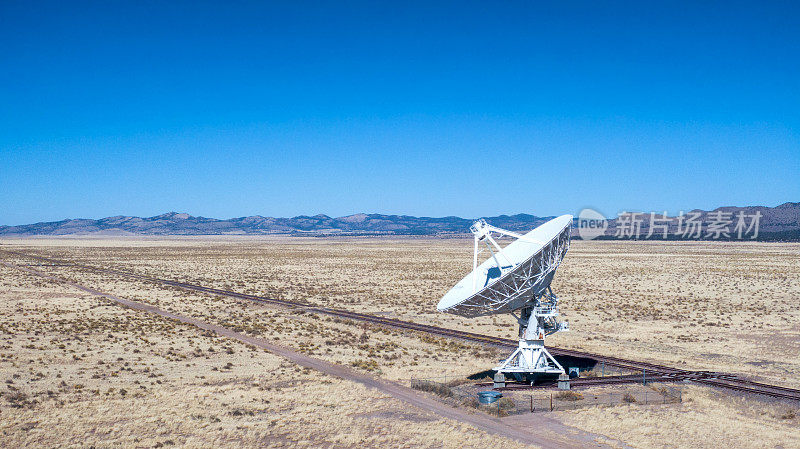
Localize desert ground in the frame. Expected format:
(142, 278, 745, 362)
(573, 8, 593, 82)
(1, 237, 798, 448)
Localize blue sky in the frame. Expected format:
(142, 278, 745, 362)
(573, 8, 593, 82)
(1, 1, 798, 225)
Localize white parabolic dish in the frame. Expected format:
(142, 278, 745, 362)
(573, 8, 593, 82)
(437, 214, 573, 318)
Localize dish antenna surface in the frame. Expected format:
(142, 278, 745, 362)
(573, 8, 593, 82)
(438, 215, 573, 380)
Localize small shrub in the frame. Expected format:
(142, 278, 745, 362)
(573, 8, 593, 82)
(412, 381, 453, 398)
(554, 390, 584, 401)
(462, 397, 480, 408)
(5, 391, 35, 408)
(622, 393, 637, 403)
(445, 378, 471, 387)
(350, 359, 379, 372)
(497, 397, 515, 410)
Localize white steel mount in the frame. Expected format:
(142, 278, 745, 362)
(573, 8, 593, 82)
(493, 287, 568, 379)
(469, 219, 546, 294)
(469, 219, 569, 380)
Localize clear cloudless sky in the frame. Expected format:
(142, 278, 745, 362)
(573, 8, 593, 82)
(1, 1, 798, 225)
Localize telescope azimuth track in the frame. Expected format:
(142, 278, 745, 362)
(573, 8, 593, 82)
(4, 249, 800, 402)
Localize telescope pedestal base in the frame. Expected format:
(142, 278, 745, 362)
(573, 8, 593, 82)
(494, 339, 564, 379)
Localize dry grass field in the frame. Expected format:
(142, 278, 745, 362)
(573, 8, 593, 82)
(1, 237, 798, 448)
(0, 262, 533, 448)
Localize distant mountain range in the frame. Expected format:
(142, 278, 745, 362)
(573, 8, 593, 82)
(1, 202, 798, 240)
(594, 202, 800, 241)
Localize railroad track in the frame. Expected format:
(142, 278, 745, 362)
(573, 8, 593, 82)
(694, 377, 800, 401)
(484, 371, 739, 391)
(3, 249, 799, 402)
(478, 373, 683, 390)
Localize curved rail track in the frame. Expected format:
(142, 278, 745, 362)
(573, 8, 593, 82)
(3, 249, 799, 402)
(479, 373, 688, 390)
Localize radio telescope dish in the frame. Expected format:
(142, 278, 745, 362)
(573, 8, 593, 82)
(438, 215, 572, 317)
(437, 215, 573, 381)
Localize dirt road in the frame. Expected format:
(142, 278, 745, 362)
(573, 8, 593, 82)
(4, 261, 618, 448)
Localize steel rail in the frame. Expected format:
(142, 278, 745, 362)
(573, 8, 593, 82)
(2, 249, 799, 402)
(477, 373, 684, 390)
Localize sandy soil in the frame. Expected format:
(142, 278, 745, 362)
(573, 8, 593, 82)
(1, 237, 798, 448)
(12, 261, 613, 448)
(0, 261, 549, 448)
